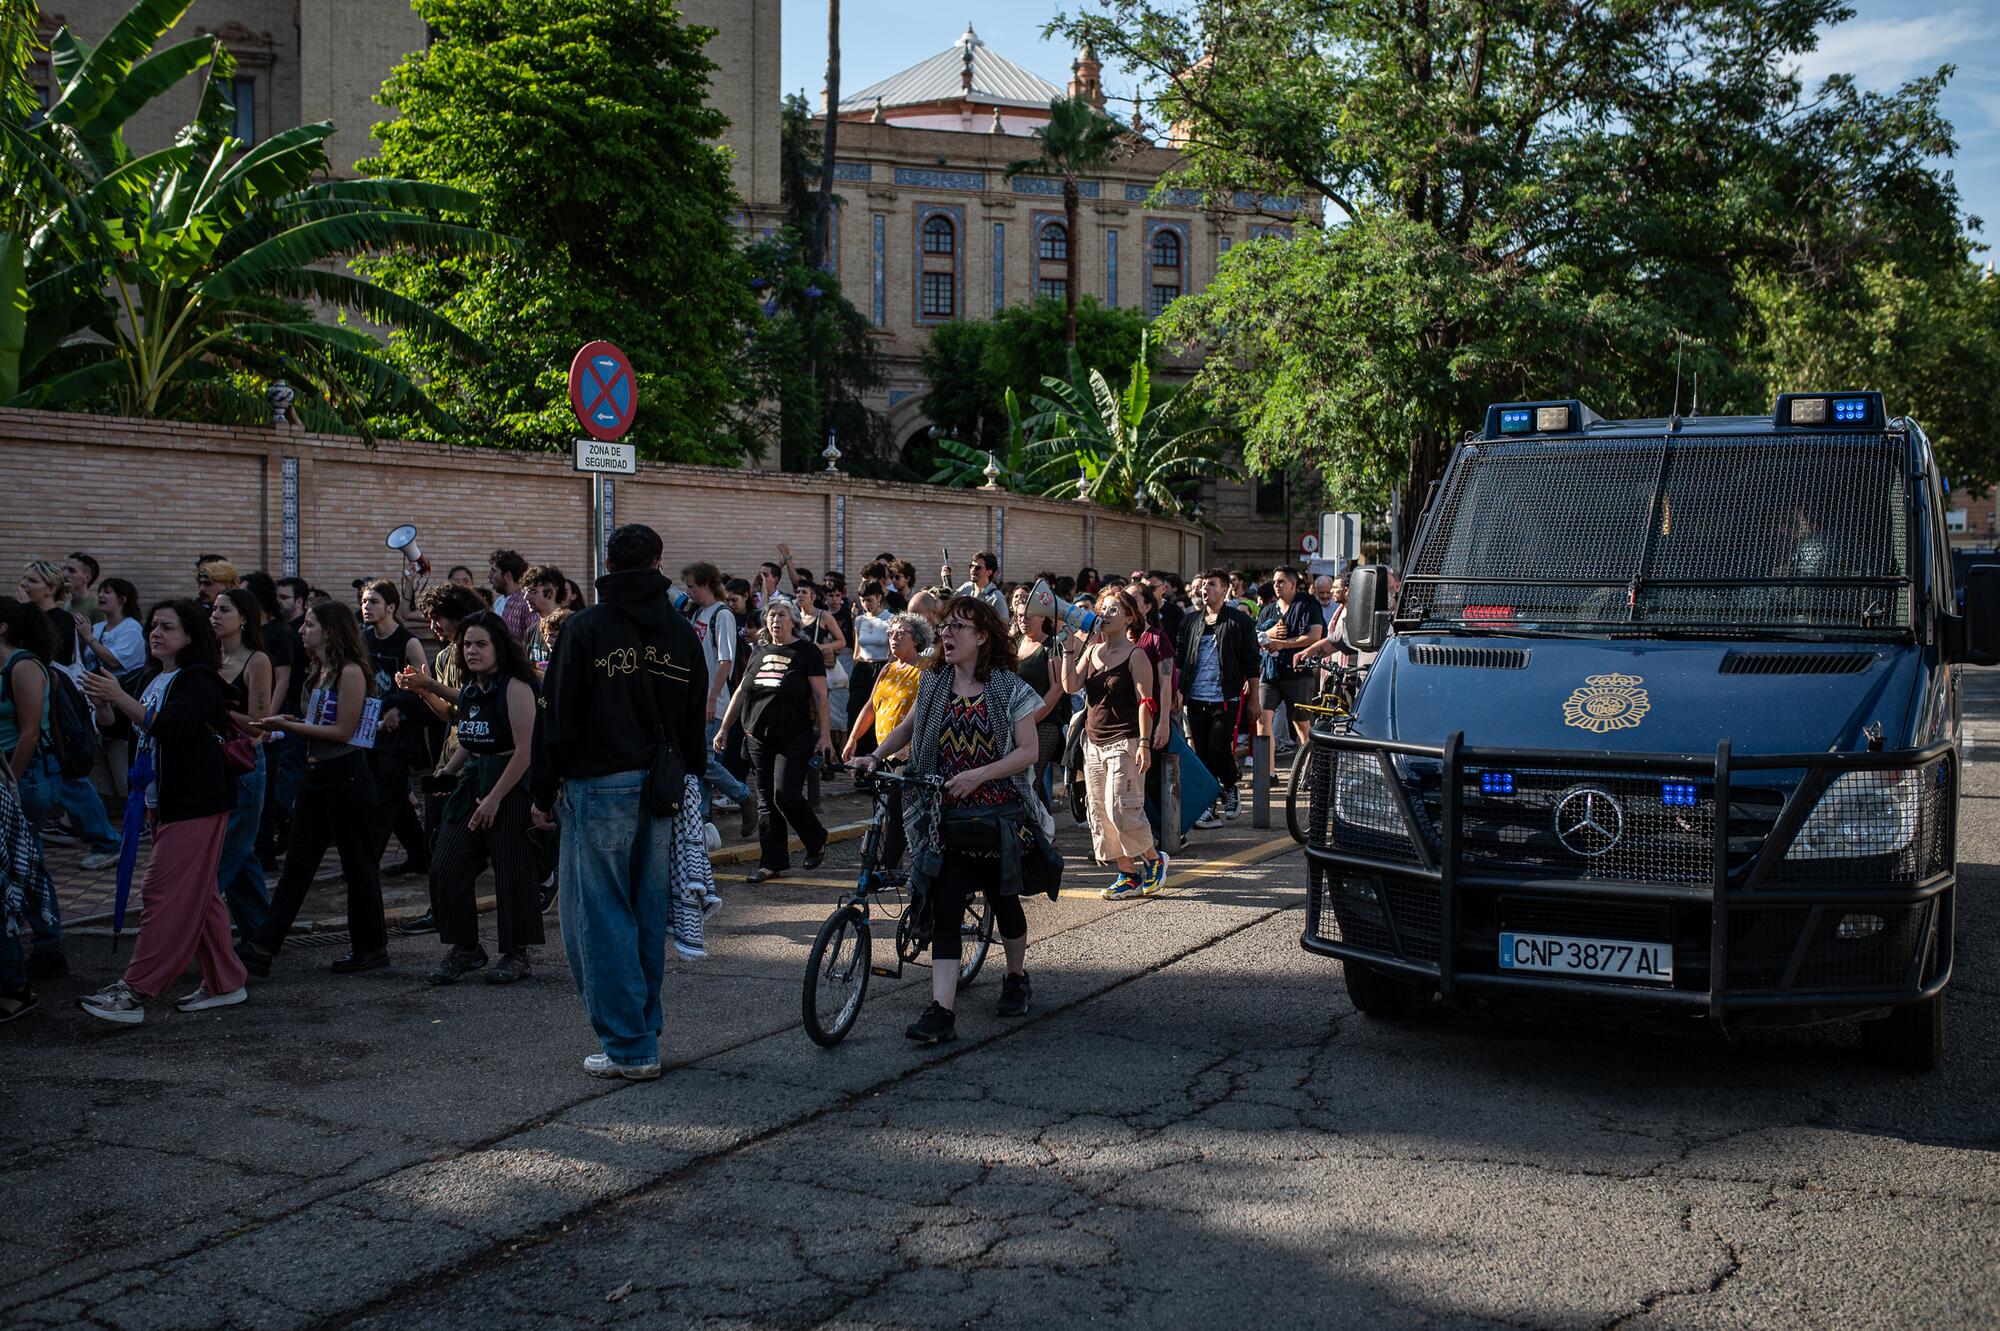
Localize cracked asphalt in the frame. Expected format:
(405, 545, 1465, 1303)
(9, 677, 2000, 1329)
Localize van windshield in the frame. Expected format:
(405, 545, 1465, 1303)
(1400, 432, 1911, 637)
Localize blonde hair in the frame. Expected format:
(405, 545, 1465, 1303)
(198, 558, 240, 589)
(21, 560, 63, 596)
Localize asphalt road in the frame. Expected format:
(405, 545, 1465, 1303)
(7, 680, 2000, 1330)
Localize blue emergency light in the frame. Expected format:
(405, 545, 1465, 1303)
(1481, 400, 1600, 440)
(1661, 780, 1698, 808)
(1479, 771, 1516, 796)
(1773, 391, 1885, 430)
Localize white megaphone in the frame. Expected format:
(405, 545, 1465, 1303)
(385, 524, 429, 576)
(1025, 578, 1100, 642)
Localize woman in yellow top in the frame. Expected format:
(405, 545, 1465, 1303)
(842, 613, 932, 762)
(840, 612, 933, 870)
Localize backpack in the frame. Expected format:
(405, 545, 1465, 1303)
(2, 652, 98, 780)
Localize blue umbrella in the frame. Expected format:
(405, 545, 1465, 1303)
(110, 748, 153, 954)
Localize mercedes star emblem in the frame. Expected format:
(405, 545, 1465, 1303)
(1554, 786, 1625, 858)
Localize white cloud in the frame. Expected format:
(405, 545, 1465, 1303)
(1794, 6, 1993, 89)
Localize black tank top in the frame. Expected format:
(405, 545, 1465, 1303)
(1084, 649, 1142, 743)
(456, 676, 516, 755)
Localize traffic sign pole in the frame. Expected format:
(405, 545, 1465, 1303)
(569, 341, 638, 591)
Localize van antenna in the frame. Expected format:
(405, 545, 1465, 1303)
(1670, 333, 1683, 419)
(1690, 369, 1700, 419)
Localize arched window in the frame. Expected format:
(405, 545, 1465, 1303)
(1038, 221, 1069, 263)
(1150, 229, 1181, 269)
(922, 214, 955, 256)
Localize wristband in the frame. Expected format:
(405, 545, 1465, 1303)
(1139, 697, 1159, 717)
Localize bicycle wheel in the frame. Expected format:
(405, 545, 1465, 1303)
(957, 895, 995, 986)
(1286, 742, 1320, 844)
(803, 904, 872, 1047)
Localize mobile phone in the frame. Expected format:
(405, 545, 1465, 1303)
(941, 546, 950, 566)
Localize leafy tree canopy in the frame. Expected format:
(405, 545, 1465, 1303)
(916, 296, 1151, 465)
(361, 0, 754, 461)
(1056, 0, 1978, 533)
(725, 231, 886, 473)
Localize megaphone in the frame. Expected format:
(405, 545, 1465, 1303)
(670, 586, 691, 613)
(1025, 578, 1099, 642)
(385, 524, 429, 576)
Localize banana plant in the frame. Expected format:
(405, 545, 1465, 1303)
(4, 0, 507, 431)
(927, 387, 1041, 489)
(1026, 327, 1239, 516)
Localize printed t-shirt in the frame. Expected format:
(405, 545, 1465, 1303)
(742, 640, 824, 743)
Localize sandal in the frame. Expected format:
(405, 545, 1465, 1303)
(745, 867, 783, 883)
(0, 987, 39, 1023)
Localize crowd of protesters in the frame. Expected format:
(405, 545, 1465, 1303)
(0, 532, 1362, 1062)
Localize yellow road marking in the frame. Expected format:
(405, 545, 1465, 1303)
(737, 835, 1300, 896)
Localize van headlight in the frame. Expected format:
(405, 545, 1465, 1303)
(1786, 770, 1919, 859)
(1334, 752, 1408, 836)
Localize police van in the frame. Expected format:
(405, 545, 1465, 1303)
(1304, 391, 1995, 1071)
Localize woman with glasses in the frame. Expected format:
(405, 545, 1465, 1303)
(713, 595, 833, 883)
(851, 597, 1046, 1044)
(1056, 585, 1166, 900)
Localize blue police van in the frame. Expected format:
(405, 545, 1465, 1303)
(1304, 391, 1996, 1071)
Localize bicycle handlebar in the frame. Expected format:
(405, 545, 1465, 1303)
(853, 769, 946, 791)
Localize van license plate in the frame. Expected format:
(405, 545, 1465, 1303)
(1497, 932, 1673, 983)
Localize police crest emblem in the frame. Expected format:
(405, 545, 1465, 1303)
(1562, 673, 1651, 733)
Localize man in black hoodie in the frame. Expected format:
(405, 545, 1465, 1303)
(531, 523, 707, 1082)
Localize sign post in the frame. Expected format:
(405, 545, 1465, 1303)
(1319, 511, 1363, 565)
(569, 341, 638, 588)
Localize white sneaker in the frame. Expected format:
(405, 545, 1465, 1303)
(583, 1052, 663, 1081)
(1224, 791, 1241, 820)
(80, 848, 121, 871)
(175, 985, 248, 1013)
(1193, 804, 1224, 830)
(710, 794, 739, 812)
(703, 821, 722, 854)
(79, 980, 144, 1024)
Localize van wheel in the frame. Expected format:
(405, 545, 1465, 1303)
(1859, 993, 1944, 1072)
(1343, 962, 1435, 1020)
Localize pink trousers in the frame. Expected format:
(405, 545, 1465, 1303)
(123, 812, 246, 1000)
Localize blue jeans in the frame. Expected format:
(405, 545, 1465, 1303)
(216, 748, 268, 937)
(701, 717, 749, 815)
(558, 771, 675, 1067)
(21, 750, 118, 855)
(268, 730, 306, 813)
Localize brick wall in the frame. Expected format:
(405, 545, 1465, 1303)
(0, 410, 1202, 610)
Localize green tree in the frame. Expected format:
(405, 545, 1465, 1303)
(362, 0, 755, 461)
(917, 296, 1150, 456)
(5, 0, 500, 427)
(1003, 96, 1128, 345)
(1745, 262, 2000, 492)
(1058, 1, 1971, 542)
(1027, 328, 1237, 516)
(725, 231, 885, 472)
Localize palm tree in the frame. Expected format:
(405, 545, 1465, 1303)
(1003, 96, 1126, 346)
(5, 0, 505, 430)
(1027, 329, 1239, 517)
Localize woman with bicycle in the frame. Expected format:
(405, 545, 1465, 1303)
(851, 596, 1046, 1044)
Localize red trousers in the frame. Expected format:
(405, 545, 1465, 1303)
(123, 812, 246, 1000)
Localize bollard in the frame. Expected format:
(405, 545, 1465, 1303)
(1252, 732, 1271, 829)
(1160, 744, 1182, 855)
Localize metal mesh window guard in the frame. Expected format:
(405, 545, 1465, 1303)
(1403, 434, 1910, 633)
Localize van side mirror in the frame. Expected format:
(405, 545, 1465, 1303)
(1345, 564, 1394, 653)
(1957, 566, 2000, 665)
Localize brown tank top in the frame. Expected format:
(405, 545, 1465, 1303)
(1084, 649, 1142, 743)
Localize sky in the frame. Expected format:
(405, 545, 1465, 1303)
(779, 0, 2000, 242)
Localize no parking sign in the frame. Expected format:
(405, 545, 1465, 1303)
(568, 341, 637, 441)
